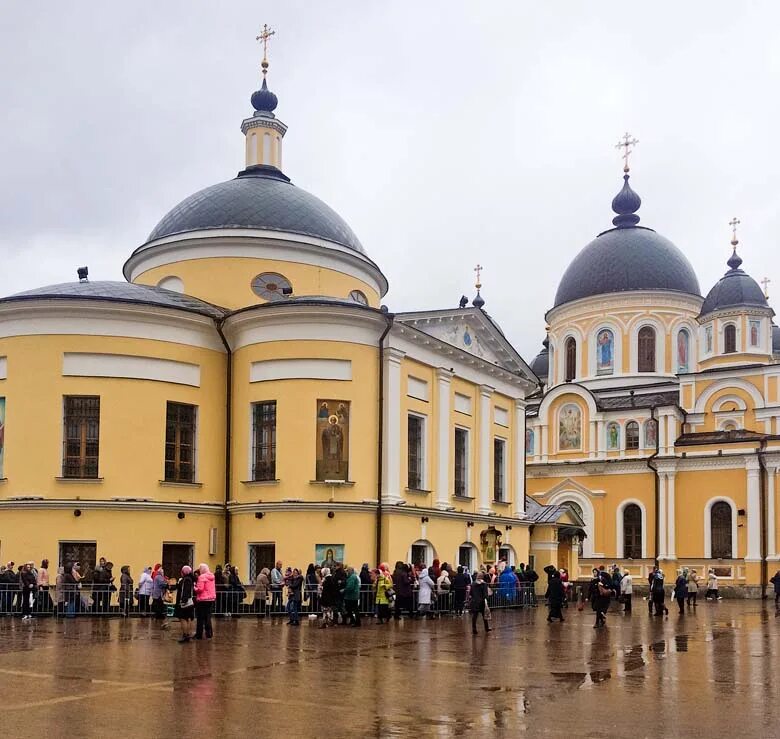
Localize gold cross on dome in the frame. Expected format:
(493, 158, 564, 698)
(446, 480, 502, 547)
(256, 23, 276, 73)
(729, 216, 741, 245)
(761, 276, 771, 298)
(615, 132, 639, 173)
(474, 264, 483, 289)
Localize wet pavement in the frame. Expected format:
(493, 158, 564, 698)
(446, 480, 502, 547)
(0, 601, 777, 738)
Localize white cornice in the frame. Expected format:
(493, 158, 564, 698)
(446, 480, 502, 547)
(527, 459, 651, 477)
(546, 290, 703, 325)
(0, 499, 223, 513)
(240, 114, 288, 137)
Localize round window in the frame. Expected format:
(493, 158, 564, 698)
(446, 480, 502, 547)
(349, 289, 368, 305)
(252, 273, 292, 301)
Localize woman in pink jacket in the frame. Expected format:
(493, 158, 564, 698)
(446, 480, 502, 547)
(194, 563, 216, 639)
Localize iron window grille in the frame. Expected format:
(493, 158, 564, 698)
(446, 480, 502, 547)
(62, 396, 100, 478)
(623, 504, 642, 558)
(625, 421, 640, 450)
(252, 402, 277, 481)
(407, 415, 424, 489)
(454, 428, 468, 497)
(493, 438, 506, 502)
(638, 326, 656, 372)
(165, 402, 196, 483)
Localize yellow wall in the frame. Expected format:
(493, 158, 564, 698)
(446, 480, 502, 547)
(134, 257, 380, 310)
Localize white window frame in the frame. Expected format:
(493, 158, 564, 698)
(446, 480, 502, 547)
(704, 497, 738, 559)
(721, 320, 740, 355)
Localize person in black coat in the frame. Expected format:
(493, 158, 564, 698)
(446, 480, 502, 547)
(452, 566, 470, 616)
(588, 568, 611, 628)
(469, 572, 492, 634)
(319, 567, 339, 627)
(392, 562, 414, 620)
(544, 565, 565, 623)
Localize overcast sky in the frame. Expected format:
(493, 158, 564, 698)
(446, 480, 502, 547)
(2, 3, 779, 361)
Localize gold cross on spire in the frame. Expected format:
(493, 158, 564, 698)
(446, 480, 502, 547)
(256, 23, 276, 76)
(761, 276, 771, 299)
(474, 264, 483, 289)
(615, 132, 639, 173)
(729, 216, 740, 246)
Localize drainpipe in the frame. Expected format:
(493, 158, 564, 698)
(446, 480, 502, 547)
(646, 406, 661, 567)
(216, 319, 233, 565)
(758, 440, 768, 598)
(376, 313, 393, 566)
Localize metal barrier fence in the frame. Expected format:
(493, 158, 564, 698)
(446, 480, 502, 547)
(0, 581, 537, 618)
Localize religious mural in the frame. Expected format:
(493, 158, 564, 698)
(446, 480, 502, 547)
(606, 421, 620, 450)
(750, 320, 760, 347)
(316, 400, 350, 481)
(705, 325, 713, 354)
(0, 397, 4, 479)
(315, 544, 345, 569)
(558, 403, 582, 451)
(596, 329, 614, 375)
(677, 329, 690, 372)
(525, 428, 534, 456)
(644, 419, 657, 448)
(479, 526, 502, 564)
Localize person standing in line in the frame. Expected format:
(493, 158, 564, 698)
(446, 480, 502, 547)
(705, 569, 721, 601)
(375, 566, 393, 624)
(417, 566, 436, 619)
(119, 565, 134, 616)
(436, 567, 452, 614)
(393, 563, 414, 620)
(342, 566, 361, 627)
(270, 561, 284, 615)
(319, 567, 338, 628)
(647, 566, 657, 614)
(254, 567, 270, 615)
(286, 568, 304, 626)
(55, 566, 66, 616)
(620, 569, 633, 613)
(452, 566, 469, 616)
(175, 566, 196, 643)
(305, 564, 321, 615)
(151, 566, 169, 627)
(544, 566, 565, 623)
(588, 568, 611, 628)
(674, 570, 687, 615)
(37, 559, 51, 613)
(194, 563, 216, 639)
(469, 572, 492, 634)
(650, 569, 669, 616)
(20, 562, 37, 620)
(770, 570, 780, 608)
(137, 567, 153, 614)
(686, 568, 700, 607)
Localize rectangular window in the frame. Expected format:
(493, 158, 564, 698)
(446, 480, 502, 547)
(493, 438, 506, 502)
(454, 427, 469, 497)
(458, 545, 474, 569)
(165, 402, 196, 483)
(252, 401, 277, 481)
(62, 396, 100, 478)
(407, 414, 425, 489)
(248, 543, 276, 582)
(58, 541, 97, 580)
(162, 543, 193, 579)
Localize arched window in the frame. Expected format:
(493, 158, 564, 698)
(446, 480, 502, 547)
(564, 337, 577, 382)
(562, 501, 584, 557)
(676, 329, 690, 373)
(625, 421, 639, 450)
(724, 324, 737, 354)
(623, 504, 642, 559)
(710, 502, 733, 558)
(638, 326, 656, 372)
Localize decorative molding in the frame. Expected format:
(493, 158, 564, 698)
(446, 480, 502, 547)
(0, 499, 223, 514)
(250, 358, 351, 382)
(63, 352, 201, 387)
(0, 356, 5, 380)
(407, 376, 429, 401)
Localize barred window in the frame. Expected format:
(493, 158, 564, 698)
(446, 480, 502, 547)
(252, 402, 276, 481)
(407, 414, 424, 490)
(165, 402, 196, 483)
(454, 428, 469, 497)
(493, 438, 506, 502)
(62, 396, 100, 478)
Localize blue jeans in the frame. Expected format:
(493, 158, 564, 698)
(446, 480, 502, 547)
(287, 598, 300, 624)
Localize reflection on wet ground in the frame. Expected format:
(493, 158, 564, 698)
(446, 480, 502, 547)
(0, 602, 777, 737)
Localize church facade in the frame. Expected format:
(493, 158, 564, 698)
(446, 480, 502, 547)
(0, 59, 583, 582)
(526, 167, 780, 595)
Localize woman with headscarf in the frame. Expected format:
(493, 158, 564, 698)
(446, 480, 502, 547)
(119, 565, 134, 616)
(194, 563, 216, 639)
(674, 569, 687, 615)
(305, 563, 320, 614)
(587, 568, 611, 628)
(544, 565, 565, 623)
(151, 566, 169, 627)
(319, 567, 338, 628)
(175, 566, 196, 643)
(254, 567, 270, 615)
(650, 568, 669, 616)
(286, 568, 304, 626)
(469, 571, 492, 634)
(137, 566, 153, 614)
(452, 566, 469, 616)
(392, 562, 414, 620)
(417, 567, 436, 619)
(374, 565, 394, 624)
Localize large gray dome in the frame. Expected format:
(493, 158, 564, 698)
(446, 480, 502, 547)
(147, 165, 365, 254)
(554, 226, 701, 308)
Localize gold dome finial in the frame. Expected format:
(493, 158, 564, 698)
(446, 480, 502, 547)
(256, 23, 276, 77)
(474, 263, 483, 291)
(761, 276, 771, 299)
(615, 132, 639, 174)
(729, 216, 741, 247)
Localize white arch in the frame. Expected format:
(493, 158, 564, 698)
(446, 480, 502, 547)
(156, 275, 184, 293)
(615, 498, 648, 559)
(694, 378, 765, 413)
(712, 394, 748, 412)
(409, 539, 436, 567)
(703, 497, 738, 559)
(497, 543, 516, 567)
(537, 383, 598, 420)
(548, 490, 595, 558)
(719, 319, 741, 354)
(628, 316, 667, 374)
(559, 327, 584, 382)
(589, 322, 623, 377)
(455, 542, 479, 571)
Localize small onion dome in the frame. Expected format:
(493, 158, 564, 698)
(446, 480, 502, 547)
(530, 338, 550, 381)
(472, 291, 485, 309)
(611, 174, 642, 228)
(251, 77, 278, 114)
(699, 248, 770, 316)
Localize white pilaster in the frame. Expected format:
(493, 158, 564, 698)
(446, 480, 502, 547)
(477, 385, 494, 515)
(435, 368, 453, 510)
(658, 472, 668, 560)
(513, 399, 526, 519)
(658, 415, 668, 455)
(596, 420, 605, 459)
(382, 348, 405, 504)
(666, 472, 676, 560)
(746, 457, 762, 561)
(541, 424, 549, 462)
(767, 466, 777, 560)
(588, 420, 597, 459)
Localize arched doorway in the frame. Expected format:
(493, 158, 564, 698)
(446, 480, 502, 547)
(409, 539, 435, 568)
(457, 542, 479, 572)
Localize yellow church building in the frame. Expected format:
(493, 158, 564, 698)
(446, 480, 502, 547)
(526, 148, 780, 596)
(0, 51, 582, 583)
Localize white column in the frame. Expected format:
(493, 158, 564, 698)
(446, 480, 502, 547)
(477, 385, 493, 515)
(767, 466, 777, 560)
(435, 368, 453, 510)
(658, 472, 668, 560)
(658, 415, 668, 455)
(666, 415, 677, 454)
(513, 399, 526, 519)
(596, 420, 605, 459)
(746, 457, 762, 561)
(381, 348, 405, 504)
(541, 424, 549, 462)
(667, 472, 676, 560)
(588, 420, 597, 459)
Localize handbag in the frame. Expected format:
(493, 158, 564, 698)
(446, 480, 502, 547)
(598, 583, 612, 598)
(181, 597, 194, 608)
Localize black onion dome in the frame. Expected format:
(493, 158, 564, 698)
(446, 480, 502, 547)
(530, 338, 550, 381)
(699, 249, 770, 316)
(1, 281, 226, 318)
(146, 165, 365, 254)
(251, 78, 278, 113)
(554, 175, 700, 308)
